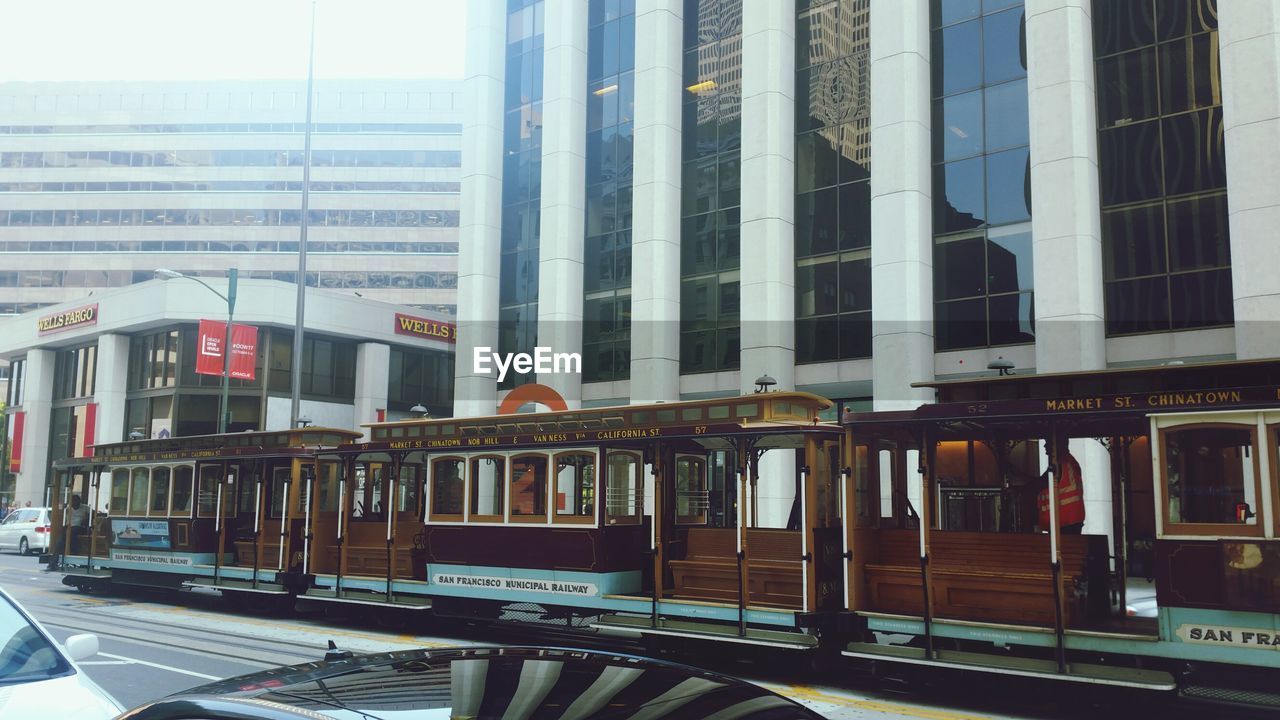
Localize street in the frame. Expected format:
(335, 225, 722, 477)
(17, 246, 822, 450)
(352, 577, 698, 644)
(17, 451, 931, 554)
(0, 552, 1206, 719)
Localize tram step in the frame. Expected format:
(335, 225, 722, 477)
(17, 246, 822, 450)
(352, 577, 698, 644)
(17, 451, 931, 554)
(842, 642, 1176, 691)
(59, 567, 113, 580)
(1181, 684, 1280, 709)
(593, 614, 818, 650)
(183, 578, 290, 595)
(302, 587, 432, 610)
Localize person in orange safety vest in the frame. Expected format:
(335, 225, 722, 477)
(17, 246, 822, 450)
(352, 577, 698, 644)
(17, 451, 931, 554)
(1037, 444, 1085, 534)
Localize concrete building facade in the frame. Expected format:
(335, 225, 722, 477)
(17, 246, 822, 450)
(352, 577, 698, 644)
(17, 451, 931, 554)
(0, 79, 463, 317)
(0, 279, 455, 506)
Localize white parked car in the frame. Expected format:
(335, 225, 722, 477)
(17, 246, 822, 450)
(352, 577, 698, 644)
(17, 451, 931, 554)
(0, 508, 51, 556)
(0, 587, 121, 718)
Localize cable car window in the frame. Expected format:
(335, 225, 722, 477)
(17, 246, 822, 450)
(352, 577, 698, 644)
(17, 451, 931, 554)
(238, 470, 258, 514)
(110, 469, 130, 514)
(469, 456, 505, 521)
(149, 467, 171, 516)
(370, 465, 385, 518)
(676, 455, 707, 525)
(606, 452, 642, 525)
(294, 464, 314, 515)
(430, 457, 465, 520)
(197, 465, 221, 517)
(172, 466, 194, 517)
(510, 454, 548, 522)
(316, 462, 340, 512)
(128, 468, 150, 516)
(269, 467, 291, 519)
(1163, 425, 1261, 532)
(554, 452, 595, 524)
(352, 465, 367, 519)
(397, 464, 419, 513)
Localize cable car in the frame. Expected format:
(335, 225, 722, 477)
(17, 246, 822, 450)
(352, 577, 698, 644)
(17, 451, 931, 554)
(48, 428, 360, 605)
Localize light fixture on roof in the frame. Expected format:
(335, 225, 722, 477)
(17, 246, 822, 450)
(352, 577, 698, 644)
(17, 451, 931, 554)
(128, 431, 145, 440)
(754, 374, 777, 394)
(409, 403, 430, 419)
(988, 356, 1015, 376)
(296, 417, 313, 428)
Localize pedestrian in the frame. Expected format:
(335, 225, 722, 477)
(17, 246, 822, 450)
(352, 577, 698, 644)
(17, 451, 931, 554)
(1037, 442, 1086, 534)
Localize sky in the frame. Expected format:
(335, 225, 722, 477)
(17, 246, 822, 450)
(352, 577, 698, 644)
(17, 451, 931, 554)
(0, 0, 467, 82)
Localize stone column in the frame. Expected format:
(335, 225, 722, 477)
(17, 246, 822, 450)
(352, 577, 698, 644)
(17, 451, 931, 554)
(354, 343, 390, 441)
(1221, 2, 1280, 359)
(1027, 0, 1106, 374)
(537, 0, 588, 408)
(14, 349, 54, 507)
(629, 0, 684, 404)
(740, 0, 797, 528)
(739, 0, 797, 398)
(93, 334, 130, 445)
(1027, 0, 1110, 541)
(454, 0, 506, 417)
(870, 0, 934, 411)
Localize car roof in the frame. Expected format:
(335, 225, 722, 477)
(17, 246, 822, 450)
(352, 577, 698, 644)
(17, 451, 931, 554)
(132, 646, 824, 719)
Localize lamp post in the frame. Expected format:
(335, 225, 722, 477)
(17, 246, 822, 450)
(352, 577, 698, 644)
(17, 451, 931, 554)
(156, 268, 239, 433)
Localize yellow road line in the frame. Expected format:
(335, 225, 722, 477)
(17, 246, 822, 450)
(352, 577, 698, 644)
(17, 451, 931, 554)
(146, 604, 456, 648)
(780, 684, 999, 720)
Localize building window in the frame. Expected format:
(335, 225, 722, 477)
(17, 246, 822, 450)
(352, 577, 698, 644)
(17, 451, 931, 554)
(128, 330, 179, 390)
(266, 331, 356, 401)
(795, 0, 872, 363)
(583, 0, 635, 382)
(680, 0, 742, 374)
(1094, 0, 1230, 335)
(498, 0, 546, 389)
(931, 0, 1034, 351)
(387, 347, 453, 417)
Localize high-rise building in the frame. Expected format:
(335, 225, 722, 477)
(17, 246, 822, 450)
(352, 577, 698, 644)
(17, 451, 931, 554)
(458, 0, 1274, 531)
(0, 79, 463, 317)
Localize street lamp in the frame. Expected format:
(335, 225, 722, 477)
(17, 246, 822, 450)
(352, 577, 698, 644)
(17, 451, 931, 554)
(156, 268, 239, 434)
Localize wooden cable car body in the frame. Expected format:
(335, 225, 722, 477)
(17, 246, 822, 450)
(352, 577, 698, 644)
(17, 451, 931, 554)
(839, 359, 1280, 699)
(301, 392, 844, 647)
(48, 428, 361, 601)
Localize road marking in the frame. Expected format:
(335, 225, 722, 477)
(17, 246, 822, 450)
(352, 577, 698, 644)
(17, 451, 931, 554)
(779, 685, 999, 720)
(98, 652, 222, 680)
(78, 660, 132, 666)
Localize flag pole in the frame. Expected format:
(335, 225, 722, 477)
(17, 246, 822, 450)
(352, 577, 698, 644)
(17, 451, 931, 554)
(291, 0, 318, 427)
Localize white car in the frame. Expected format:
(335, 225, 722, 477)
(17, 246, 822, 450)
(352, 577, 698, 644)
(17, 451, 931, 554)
(0, 587, 122, 719)
(0, 508, 51, 556)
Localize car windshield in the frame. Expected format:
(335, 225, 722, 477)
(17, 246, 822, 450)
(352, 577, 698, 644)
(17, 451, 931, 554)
(0, 596, 69, 684)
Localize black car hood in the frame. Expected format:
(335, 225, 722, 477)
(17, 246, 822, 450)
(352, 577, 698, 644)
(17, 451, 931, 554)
(119, 646, 823, 720)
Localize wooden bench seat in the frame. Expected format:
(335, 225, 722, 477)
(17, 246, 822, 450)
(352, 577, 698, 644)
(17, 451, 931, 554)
(669, 528, 803, 608)
(864, 529, 1106, 627)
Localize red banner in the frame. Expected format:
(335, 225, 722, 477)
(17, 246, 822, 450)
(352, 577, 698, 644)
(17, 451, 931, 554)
(196, 319, 258, 380)
(8, 411, 23, 473)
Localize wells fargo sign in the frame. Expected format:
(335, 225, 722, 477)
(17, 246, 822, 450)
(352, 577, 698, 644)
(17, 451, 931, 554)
(394, 313, 456, 343)
(37, 303, 98, 335)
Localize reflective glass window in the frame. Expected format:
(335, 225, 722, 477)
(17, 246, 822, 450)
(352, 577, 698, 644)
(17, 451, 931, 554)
(430, 458, 464, 518)
(510, 455, 548, 520)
